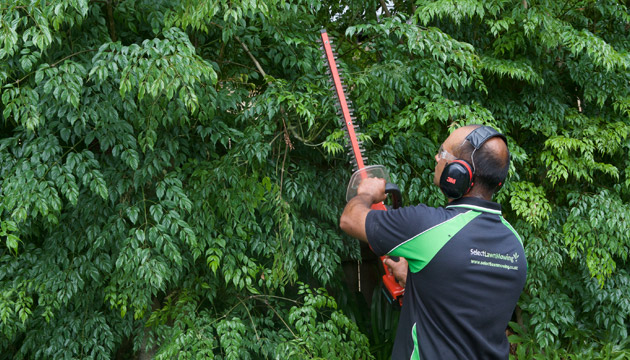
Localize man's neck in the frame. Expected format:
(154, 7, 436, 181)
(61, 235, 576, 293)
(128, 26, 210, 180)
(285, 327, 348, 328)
(448, 191, 493, 203)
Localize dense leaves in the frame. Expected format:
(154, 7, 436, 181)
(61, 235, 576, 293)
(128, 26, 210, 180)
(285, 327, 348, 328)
(1, 0, 629, 358)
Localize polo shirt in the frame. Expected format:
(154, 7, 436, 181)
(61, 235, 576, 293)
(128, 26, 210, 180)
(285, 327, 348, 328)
(365, 197, 527, 359)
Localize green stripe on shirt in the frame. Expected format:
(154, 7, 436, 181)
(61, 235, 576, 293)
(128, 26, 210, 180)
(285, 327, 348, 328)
(411, 323, 420, 360)
(389, 210, 481, 273)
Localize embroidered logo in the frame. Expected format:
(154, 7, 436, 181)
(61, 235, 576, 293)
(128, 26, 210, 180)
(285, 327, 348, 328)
(470, 248, 520, 271)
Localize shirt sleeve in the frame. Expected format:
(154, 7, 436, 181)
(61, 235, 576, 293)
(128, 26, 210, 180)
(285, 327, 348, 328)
(365, 204, 444, 256)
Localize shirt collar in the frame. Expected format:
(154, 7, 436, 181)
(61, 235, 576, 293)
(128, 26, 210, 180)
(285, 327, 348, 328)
(445, 196, 502, 215)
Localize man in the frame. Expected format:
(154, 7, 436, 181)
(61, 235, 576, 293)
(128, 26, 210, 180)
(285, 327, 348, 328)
(340, 125, 527, 359)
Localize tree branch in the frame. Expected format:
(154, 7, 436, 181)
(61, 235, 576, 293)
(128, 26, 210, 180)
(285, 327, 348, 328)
(11, 49, 97, 86)
(209, 22, 268, 79)
(379, 0, 391, 17)
(106, 0, 117, 42)
(50, 49, 97, 68)
(234, 35, 267, 78)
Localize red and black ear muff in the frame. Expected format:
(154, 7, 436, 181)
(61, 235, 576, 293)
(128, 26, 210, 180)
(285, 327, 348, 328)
(439, 159, 473, 199)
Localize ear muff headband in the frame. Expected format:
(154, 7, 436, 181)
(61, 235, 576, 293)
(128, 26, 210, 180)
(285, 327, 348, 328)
(465, 126, 507, 150)
(466, 126, 508, 175)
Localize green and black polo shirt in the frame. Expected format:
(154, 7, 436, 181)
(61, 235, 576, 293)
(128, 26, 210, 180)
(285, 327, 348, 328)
(366, 197, 527, 360)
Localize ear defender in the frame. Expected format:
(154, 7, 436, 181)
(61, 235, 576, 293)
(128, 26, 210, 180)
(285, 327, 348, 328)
(439, 159, 473, 199)
(439, 126, 507, 199)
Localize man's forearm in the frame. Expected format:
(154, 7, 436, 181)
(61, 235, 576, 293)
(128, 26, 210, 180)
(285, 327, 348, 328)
(339, 194, 374, 242)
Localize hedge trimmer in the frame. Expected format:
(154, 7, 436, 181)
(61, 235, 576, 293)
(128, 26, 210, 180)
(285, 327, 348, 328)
(319, 29, 404, 306)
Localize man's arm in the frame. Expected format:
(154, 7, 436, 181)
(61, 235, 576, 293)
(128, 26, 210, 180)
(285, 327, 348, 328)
(339, 194, 373, 242)
(339, 177, 387, 242)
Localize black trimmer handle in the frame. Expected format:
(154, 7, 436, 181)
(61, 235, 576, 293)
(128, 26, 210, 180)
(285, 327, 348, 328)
(385, 182, 402, 209)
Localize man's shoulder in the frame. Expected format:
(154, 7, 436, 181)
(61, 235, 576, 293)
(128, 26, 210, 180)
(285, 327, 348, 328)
(367, 202, 451, 221)
(366, 202, 460, 236)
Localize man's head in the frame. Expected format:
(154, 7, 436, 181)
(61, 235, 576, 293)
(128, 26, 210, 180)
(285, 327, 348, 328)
(433, 125, 510, 199)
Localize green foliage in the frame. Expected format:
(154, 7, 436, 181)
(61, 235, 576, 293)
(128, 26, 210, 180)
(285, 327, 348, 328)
(1, 0, 629, 358)
(564, 191, 630, 286)
(509, 182, 552, 229)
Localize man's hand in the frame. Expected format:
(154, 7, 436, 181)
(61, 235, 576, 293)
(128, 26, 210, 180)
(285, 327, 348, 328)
(339, 177, 387, 242)
(356, 177, 387, 204)
(384, 257, 408, 288)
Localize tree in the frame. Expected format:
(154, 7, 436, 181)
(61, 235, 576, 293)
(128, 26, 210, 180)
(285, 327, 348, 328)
(1, 0, 629, 359)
